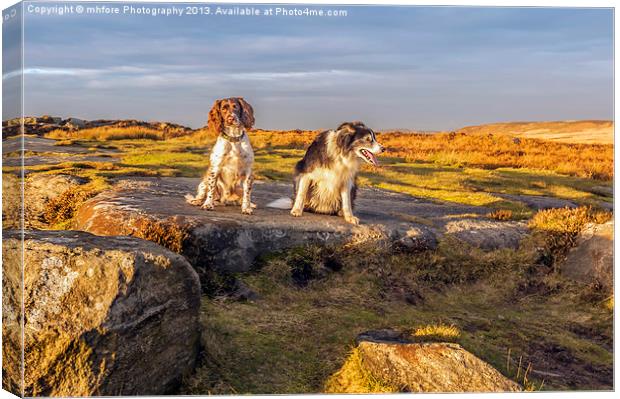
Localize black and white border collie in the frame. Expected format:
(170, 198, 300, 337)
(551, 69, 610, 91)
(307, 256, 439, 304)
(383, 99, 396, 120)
(268, 121, 384, 225)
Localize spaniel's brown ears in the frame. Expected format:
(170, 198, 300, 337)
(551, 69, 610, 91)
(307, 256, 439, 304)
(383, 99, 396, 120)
(237, 97, 255, 129)
(207, 99, 224, 135)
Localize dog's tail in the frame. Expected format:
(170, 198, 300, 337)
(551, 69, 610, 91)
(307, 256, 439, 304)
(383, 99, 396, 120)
(266, 197, 293, 210)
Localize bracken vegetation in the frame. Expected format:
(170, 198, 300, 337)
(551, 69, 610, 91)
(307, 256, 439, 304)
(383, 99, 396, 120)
(378, 131, 613, 181)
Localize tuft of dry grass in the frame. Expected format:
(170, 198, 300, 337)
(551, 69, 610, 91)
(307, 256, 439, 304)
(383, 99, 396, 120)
(487, 209, 514, 221)
(133, 218, 189, 254)
(602, 295, 614, 312)
(527, 206, 612, 270)
(412, 324, 461, 342)
(42, 176, 109, 228)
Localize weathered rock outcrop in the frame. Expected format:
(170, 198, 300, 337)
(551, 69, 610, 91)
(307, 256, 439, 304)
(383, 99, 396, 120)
(445, 219, 528, 250)
(2, 173, 20, 229)
(74, 178, 527, 279)
(2, 230, 201, 396)
(26, 174, 89, 228)
(1, 116, 193, 139)
(1, 173, 89, 229)
(562, 221, 613, 293)
(355, 341, 521, 392)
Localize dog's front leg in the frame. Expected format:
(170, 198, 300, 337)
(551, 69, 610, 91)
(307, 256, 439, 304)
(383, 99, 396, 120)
(241, 173, 254, 215)
(291, 175, 310, 217)
(201, 165, 220, 210)
(340, 182, 359, 225)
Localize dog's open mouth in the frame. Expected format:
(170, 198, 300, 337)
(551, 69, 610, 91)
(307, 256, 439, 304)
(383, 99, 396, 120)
(358, 148, 379, 166)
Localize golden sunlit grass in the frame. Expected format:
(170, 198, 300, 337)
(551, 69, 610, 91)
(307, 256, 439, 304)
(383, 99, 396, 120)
(26, 124, 612, 223)
(323, 347, 398, 393)
(45, 121, 614, 181)
(412, 324, 461, 342)
(17, 121, 612, 394)
(46, 126, 166, 141)
(487, 209, 514, 221)
(378, 130, 613, 181)
(603, 296, 613, 312)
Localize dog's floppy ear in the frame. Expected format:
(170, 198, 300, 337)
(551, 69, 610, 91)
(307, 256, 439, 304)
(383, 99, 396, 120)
(208, 99, 223, 135)
(336, 122, 357, 149)
(237, 98, 255, 129)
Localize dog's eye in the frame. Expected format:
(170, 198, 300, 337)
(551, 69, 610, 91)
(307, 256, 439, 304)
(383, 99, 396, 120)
(222, 104, 229, 109)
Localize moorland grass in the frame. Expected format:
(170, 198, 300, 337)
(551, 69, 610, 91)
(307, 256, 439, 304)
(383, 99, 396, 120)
(47, 126, 166, 141)
(181, 222, 613, 393)
(20, 128, 610, 226)
(21, 124, 613, 393)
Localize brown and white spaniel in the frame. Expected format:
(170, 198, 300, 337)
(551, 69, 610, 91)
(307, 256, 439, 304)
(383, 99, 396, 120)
(185, 97, 256, 214)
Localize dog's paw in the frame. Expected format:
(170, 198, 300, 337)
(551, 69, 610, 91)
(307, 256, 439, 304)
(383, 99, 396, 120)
(251, 202, 257, 209)
(241, 207, 253, 215)
(185, 195, 201, 206)
(290, 208, 303, 217)
(201, 202, 215, 210)
(344, 215, 360, 225)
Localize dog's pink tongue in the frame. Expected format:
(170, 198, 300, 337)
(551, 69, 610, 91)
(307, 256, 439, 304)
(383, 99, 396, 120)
(368, 151, 379, 166)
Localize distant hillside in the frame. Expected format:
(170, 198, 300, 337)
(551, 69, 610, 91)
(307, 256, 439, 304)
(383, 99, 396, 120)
(456, 120, 613, 145)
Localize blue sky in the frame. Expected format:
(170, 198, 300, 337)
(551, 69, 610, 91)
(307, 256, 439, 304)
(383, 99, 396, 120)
(2, 2, 614, 130)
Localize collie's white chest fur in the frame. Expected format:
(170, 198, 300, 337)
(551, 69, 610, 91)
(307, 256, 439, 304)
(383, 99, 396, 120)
(305, 157, 359, 213)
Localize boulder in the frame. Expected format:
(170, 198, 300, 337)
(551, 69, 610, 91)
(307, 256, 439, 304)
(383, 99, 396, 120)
(562, 221, 613, 293)
(445, 219, 528, 250)
(355, 341, 520, 392)
(1, 230, 201, 396)
(25, 174, 89, 228)
(73, 178, 518, 279)
(2, 173, 89, 228)
(61, 117, 87, 130)
(2, 173, 21, 229)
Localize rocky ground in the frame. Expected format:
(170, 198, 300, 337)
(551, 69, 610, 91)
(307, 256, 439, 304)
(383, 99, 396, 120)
(1, 121, 614, 395)
(3, 229, 200, 395)
(2, 116, 193, 139)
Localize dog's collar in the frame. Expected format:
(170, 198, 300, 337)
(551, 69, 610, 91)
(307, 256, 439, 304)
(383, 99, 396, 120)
(220, 130, 245, 143)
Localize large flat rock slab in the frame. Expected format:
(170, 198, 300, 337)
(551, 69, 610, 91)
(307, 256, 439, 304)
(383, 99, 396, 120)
(562, 221, 613, 293)
(2, 136, 119, 172)
(75, 178, 528, 277)
(2, 229, 201, 396)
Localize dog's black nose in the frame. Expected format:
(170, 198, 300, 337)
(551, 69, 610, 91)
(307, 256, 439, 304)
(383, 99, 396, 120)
(378, 145, 385, 153)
